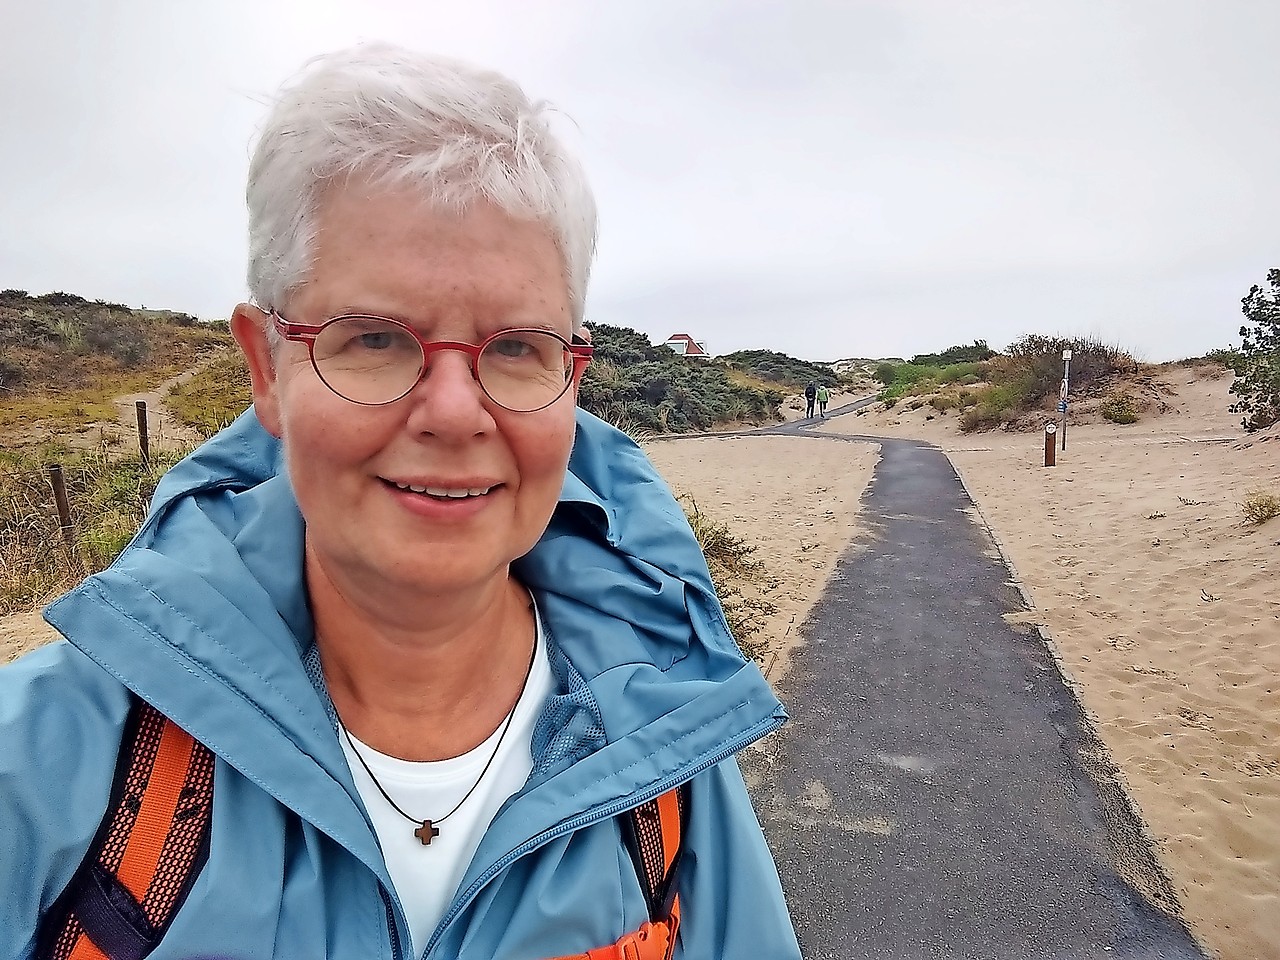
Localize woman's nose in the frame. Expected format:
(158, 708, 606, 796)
(402, 348, 493, 433)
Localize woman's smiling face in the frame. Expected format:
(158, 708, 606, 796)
(235, 184, 579, 604)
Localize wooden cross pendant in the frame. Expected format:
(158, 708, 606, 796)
(415, 821, 440, 845)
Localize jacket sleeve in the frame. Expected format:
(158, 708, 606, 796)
(675, 756, 802, 959)
(0, 641, 132, 960)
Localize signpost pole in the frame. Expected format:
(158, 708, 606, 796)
(1059, 348, 1072, 451)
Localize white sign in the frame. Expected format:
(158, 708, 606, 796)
(1062, 349, 1073, 360)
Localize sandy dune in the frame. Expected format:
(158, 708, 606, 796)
(643, 435, 878, 679)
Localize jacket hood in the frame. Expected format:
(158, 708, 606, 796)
(44, 408, 784, 879)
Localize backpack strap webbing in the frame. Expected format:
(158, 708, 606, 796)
(551, 783, 690, 960)
(38, 700, 215, 960)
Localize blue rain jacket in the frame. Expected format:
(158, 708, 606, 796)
(1, 408, 801, 959)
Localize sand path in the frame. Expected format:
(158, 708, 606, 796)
(742, 428, 1204, 958)
(811, 369, 1277, 960)
(75, 356, 219, 455)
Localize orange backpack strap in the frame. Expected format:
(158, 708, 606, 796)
(38, 700, 215, 960)
(551, 783, 690, 960)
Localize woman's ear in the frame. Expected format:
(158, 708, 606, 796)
(231, 304, 285, 438)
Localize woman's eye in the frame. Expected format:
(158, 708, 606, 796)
(356, 331, 395, 350)
(491, 337, 534, 358)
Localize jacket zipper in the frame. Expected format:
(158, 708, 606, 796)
(419, 712, 784, 958)
(384, 889, 405, 959)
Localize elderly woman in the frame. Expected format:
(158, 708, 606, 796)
(2, 44, 801, 959)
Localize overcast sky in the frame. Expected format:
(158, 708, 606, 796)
(3, 1, 1278, 362)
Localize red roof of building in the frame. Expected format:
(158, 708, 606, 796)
(663, 333, 708, 356)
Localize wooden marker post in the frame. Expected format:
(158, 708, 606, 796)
(135, 400, 150, 465)
(1044, 422, 1057, 467)
(46, 464, 82, 570)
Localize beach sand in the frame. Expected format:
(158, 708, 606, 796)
(810, 364, 1278, 960)
(643, 435, 878, 680)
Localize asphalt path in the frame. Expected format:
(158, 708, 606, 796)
(737, 402, 1208, 959)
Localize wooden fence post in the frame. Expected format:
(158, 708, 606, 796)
(46, 464, 80, 567)
(135, 400, 150, 465)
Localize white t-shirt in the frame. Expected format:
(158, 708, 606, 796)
(340, 611, 554, 957)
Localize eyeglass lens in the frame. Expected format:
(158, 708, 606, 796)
(310, 317, 573, 410)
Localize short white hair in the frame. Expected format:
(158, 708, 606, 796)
(246, 42, 597, 325)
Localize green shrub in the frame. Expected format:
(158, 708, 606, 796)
(971, 381, 1029, 413)
(1100, 392, 1139, 424)
(1229, 269, 1280, 432)
(576, 324, 784, 433)
(938, 363, 981, 384)
(717, 348, 837, 390)
(873, 362, 898, 386)
(1205, 347, 1243, 373)
(910, 341, 995, 366)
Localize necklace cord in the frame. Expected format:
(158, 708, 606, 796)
(338, 632, 538, 830)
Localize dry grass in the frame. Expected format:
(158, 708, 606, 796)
(167, 351, 253, 436)
(0, 444, 192, 613)
(1240, 491, 1280, 525)
(681, 496, 777, 661)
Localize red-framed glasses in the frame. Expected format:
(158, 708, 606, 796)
(272, 312, 593, 411)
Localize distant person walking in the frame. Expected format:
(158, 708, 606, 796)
(816, 385, 830, 419)
(804, 381, 817, 418)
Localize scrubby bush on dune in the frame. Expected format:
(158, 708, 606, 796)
(717, 349, 839, 391)
(0, 290, 228, 397)
(1100, 392, 1140, 424)
(956, 334, 1139, 433)
(1004, 334, 1138, 401)
(910, 340, 995, 366)
(1241, 491, 1280, 525)
(873, 362, 898, 386)
(576, 324, 784, 434)
(1229, 269, 1280, 432)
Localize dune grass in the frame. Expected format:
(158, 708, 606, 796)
(0, 444, 193, 613)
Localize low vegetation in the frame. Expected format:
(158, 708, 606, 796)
(1100, 392, 1140, 424)
(681, 497, 776, 661)
(0, 445, 190, 613)
(1241, 491, 1280, 526)
(1228, 269, 1280, 432)
(0, 289, 230, 443)
(167, 351, 252, 436)
(716, 349, 840, 391)
(909, 340, 996, 367)
(578, 324, 785, 435)
(872, 335, 1140, 432)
